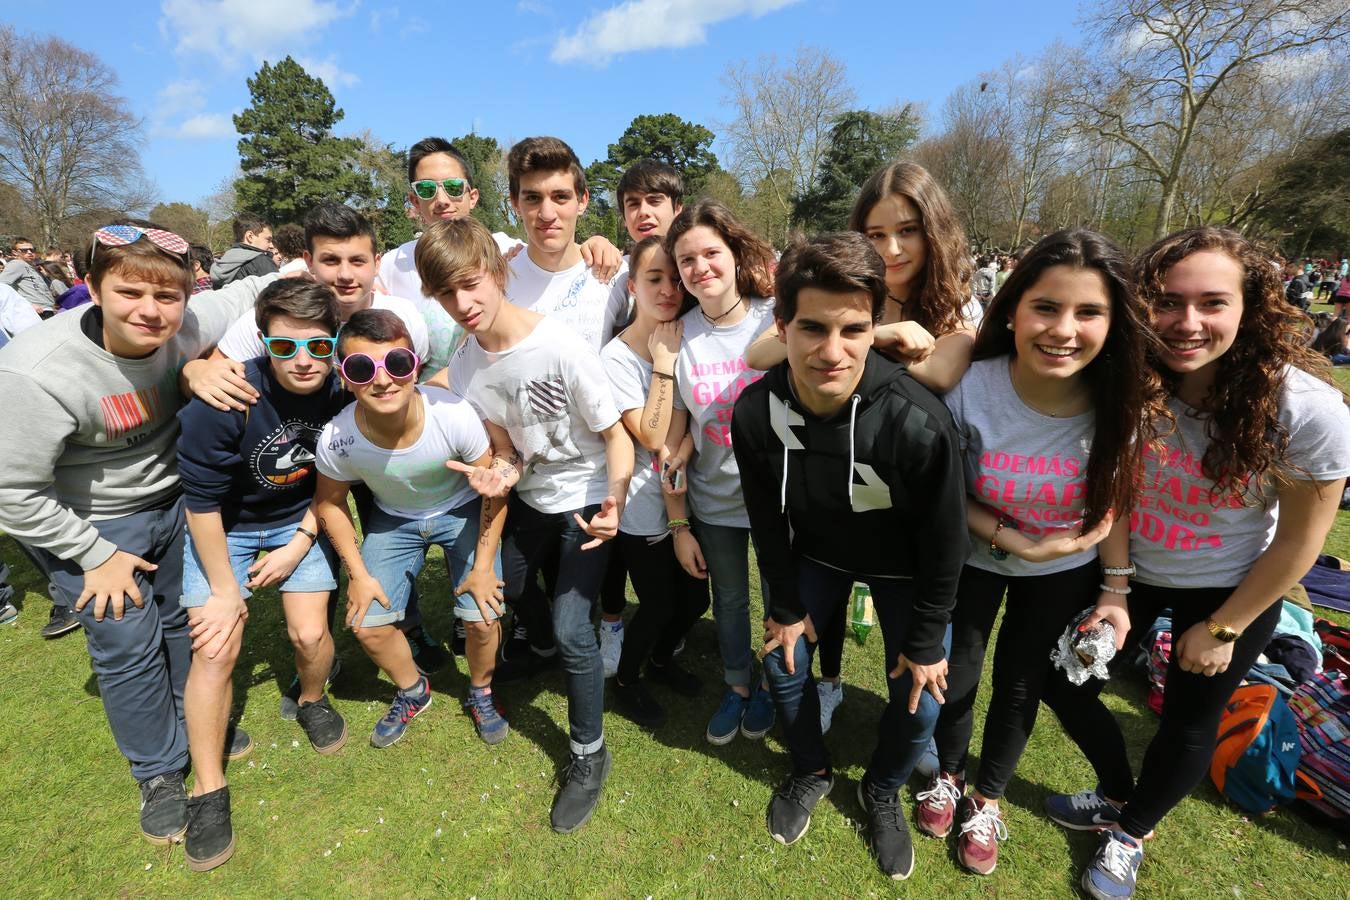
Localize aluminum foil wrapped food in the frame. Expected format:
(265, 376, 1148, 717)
(1051, 609, 1117, 686)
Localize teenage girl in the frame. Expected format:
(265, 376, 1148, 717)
(746, 160, 981, 730)
(1042, 227, 1350, 900)
(915, 229, 1167, 877)
(599, 237, 710, 728)
(664, 198, 780, 745)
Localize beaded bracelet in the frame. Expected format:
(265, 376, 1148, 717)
(1099, 583, 1132, 595)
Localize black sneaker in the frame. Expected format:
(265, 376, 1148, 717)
(551, 746, 613, 834)
(296, 695, 348, 754)
(279, 656, 343, 721)
(494, 647, 560, 684)
(185, 786, 234, 872)
(139, 772, 187, 845)
(41, 604, 80, 639)
(857, 777, 915, 880)
(646, 659, 703, 698)
(452, 618, 467, 656)
(768, 772, 834, 845)
(225, 722, 254, 761)
(406, 626, 451, 675)
(613, 679, 666, 729)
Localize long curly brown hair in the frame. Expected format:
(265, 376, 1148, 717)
(847, 161, 971, 337)
(664, 198, 776, 301)
(973, 229, 1171, 527)
(1135, 227, 1340, 495)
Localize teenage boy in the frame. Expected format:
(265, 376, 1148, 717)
(211, 214, 278, 287)
(732, 233, 967, 880)
(175, 279, 348, 871)
(185, 202, 446, 685)
(418, 216, 633, 833)
(378, 137, 621, 375)
(595, 159, 687, 676)
(313, 308, 507, 748)
(0, 221, 272, 845)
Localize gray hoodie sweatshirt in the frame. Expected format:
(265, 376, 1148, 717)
(210, 243, 278, 288)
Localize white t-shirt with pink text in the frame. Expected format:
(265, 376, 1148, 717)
(673, 297, 774, 528)
(1132, 366, 1350, 588)
(945, 356, 1097, 576)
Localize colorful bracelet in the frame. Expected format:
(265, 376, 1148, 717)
(989, 515, 1016, 561)
(667, 518, 691, 532)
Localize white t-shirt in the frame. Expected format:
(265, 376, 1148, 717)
(278, 258, 307, 276)
(217, 293, 430, 363)
(314, 387, 488, 520)
(450, 316, 620, 514)
(1132, 366, 1350, 588)
(673, 297, 775, 528)
(0, 283, 42, 337)
(945, 356, 1097, 576)
(600, 336, 665, 537)
(507, 251, 631, 353)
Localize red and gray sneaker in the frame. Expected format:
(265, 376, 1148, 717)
(956, 796, 1008, 875)
(915, 772, 964, 838)
(463, 685, 510, 745)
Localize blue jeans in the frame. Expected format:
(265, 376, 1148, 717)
(762, 558, 948, 792)
(180, 520, 338, 606)
(38, 497, 190, 782)
(502, 495, 610, 756)
(692, 520, 767, 689)
(358, 498, 497, 627)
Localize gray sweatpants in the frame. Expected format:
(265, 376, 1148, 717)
(40, 497, 190, 782)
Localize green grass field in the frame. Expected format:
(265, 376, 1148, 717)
(1, 367, 1346, 898)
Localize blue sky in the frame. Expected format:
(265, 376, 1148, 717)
(10, 0, 1084, 206)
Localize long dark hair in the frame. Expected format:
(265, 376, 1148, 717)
(973, 229, 1169, 528)
(848, 161, 971, 337)
(1136, 227, 1339, 494)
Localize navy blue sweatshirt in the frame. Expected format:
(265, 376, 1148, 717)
(731, 350, 967, 666)
(177, 358, 345, 531)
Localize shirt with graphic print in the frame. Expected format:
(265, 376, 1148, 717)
(178, 358, 346, 531)
(507, 250, 631, 353)
(0, 275, 276, 569)
(731, 350, 968, 666)
(449, 315, 620, 515)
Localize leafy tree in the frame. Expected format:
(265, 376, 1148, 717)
(792, 107, 920, 232)
(233, 57, 371, 222)
(350, 131, 415, 250)
(604, 114, 720, 194)
(1254, 127, 1350, 257)
(148, 202, 212, 247)
(576, 160, 621, 246)
(450, 132, 514, 237)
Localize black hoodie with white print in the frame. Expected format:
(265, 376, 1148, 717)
(731, 349, 967, 666)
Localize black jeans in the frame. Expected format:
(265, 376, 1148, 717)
(1043, 582, 1281, 839)
(762, 559, 947, 792)
(614, 531, 709, 684)
(933, 560, 1099, 798)
(501, 495, 611, 755)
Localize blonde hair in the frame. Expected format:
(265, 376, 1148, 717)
(414, 217, 508, 300)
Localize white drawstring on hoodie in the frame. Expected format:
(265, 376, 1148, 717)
(777, 392, 862, 513)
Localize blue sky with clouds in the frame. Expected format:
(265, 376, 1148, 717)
(9, 0, 1084, 205)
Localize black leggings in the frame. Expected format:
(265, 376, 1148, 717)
(1043, 582, 1281, 839)
(600, 548, 628, 617)
(933, 560, 1100, 799)
(614, 532, 710, 684)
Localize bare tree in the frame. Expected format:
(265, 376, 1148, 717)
(0, 26, 148, 247)
(720, 46, 855, 243)
(1070, 0, 1350, 239)
(914, 82, 1011, 250)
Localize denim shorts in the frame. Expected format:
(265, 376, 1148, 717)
(180, 520, 338, 607)
(358, 497, 500, 627)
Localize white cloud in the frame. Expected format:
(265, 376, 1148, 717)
(550, 0, 802, 66)
(157, 78, 207, 118)
(295, 54, 360, 87)
(159, 0, 354, 66)
(170, 113, 236, 139)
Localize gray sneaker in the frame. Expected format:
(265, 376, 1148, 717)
(139, 772, 188, 844)
(1044, 788, 1122, 831)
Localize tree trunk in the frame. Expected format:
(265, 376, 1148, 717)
(1153, 181, 1178, 240)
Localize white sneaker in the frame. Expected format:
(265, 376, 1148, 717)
(599, 620, 624, 679)
(817, 680, 844, 733)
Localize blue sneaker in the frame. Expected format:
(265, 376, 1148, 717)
(370, 676, 432, 748)
(1082, 829, 1143, 899)
(706, 689, 748, 745)
(1044, 788, 1121, 831)
(741, 685, 776, 739)
(463, 686, 509, 745)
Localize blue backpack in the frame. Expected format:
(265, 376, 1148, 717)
(1211, 684, 1319, 814)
